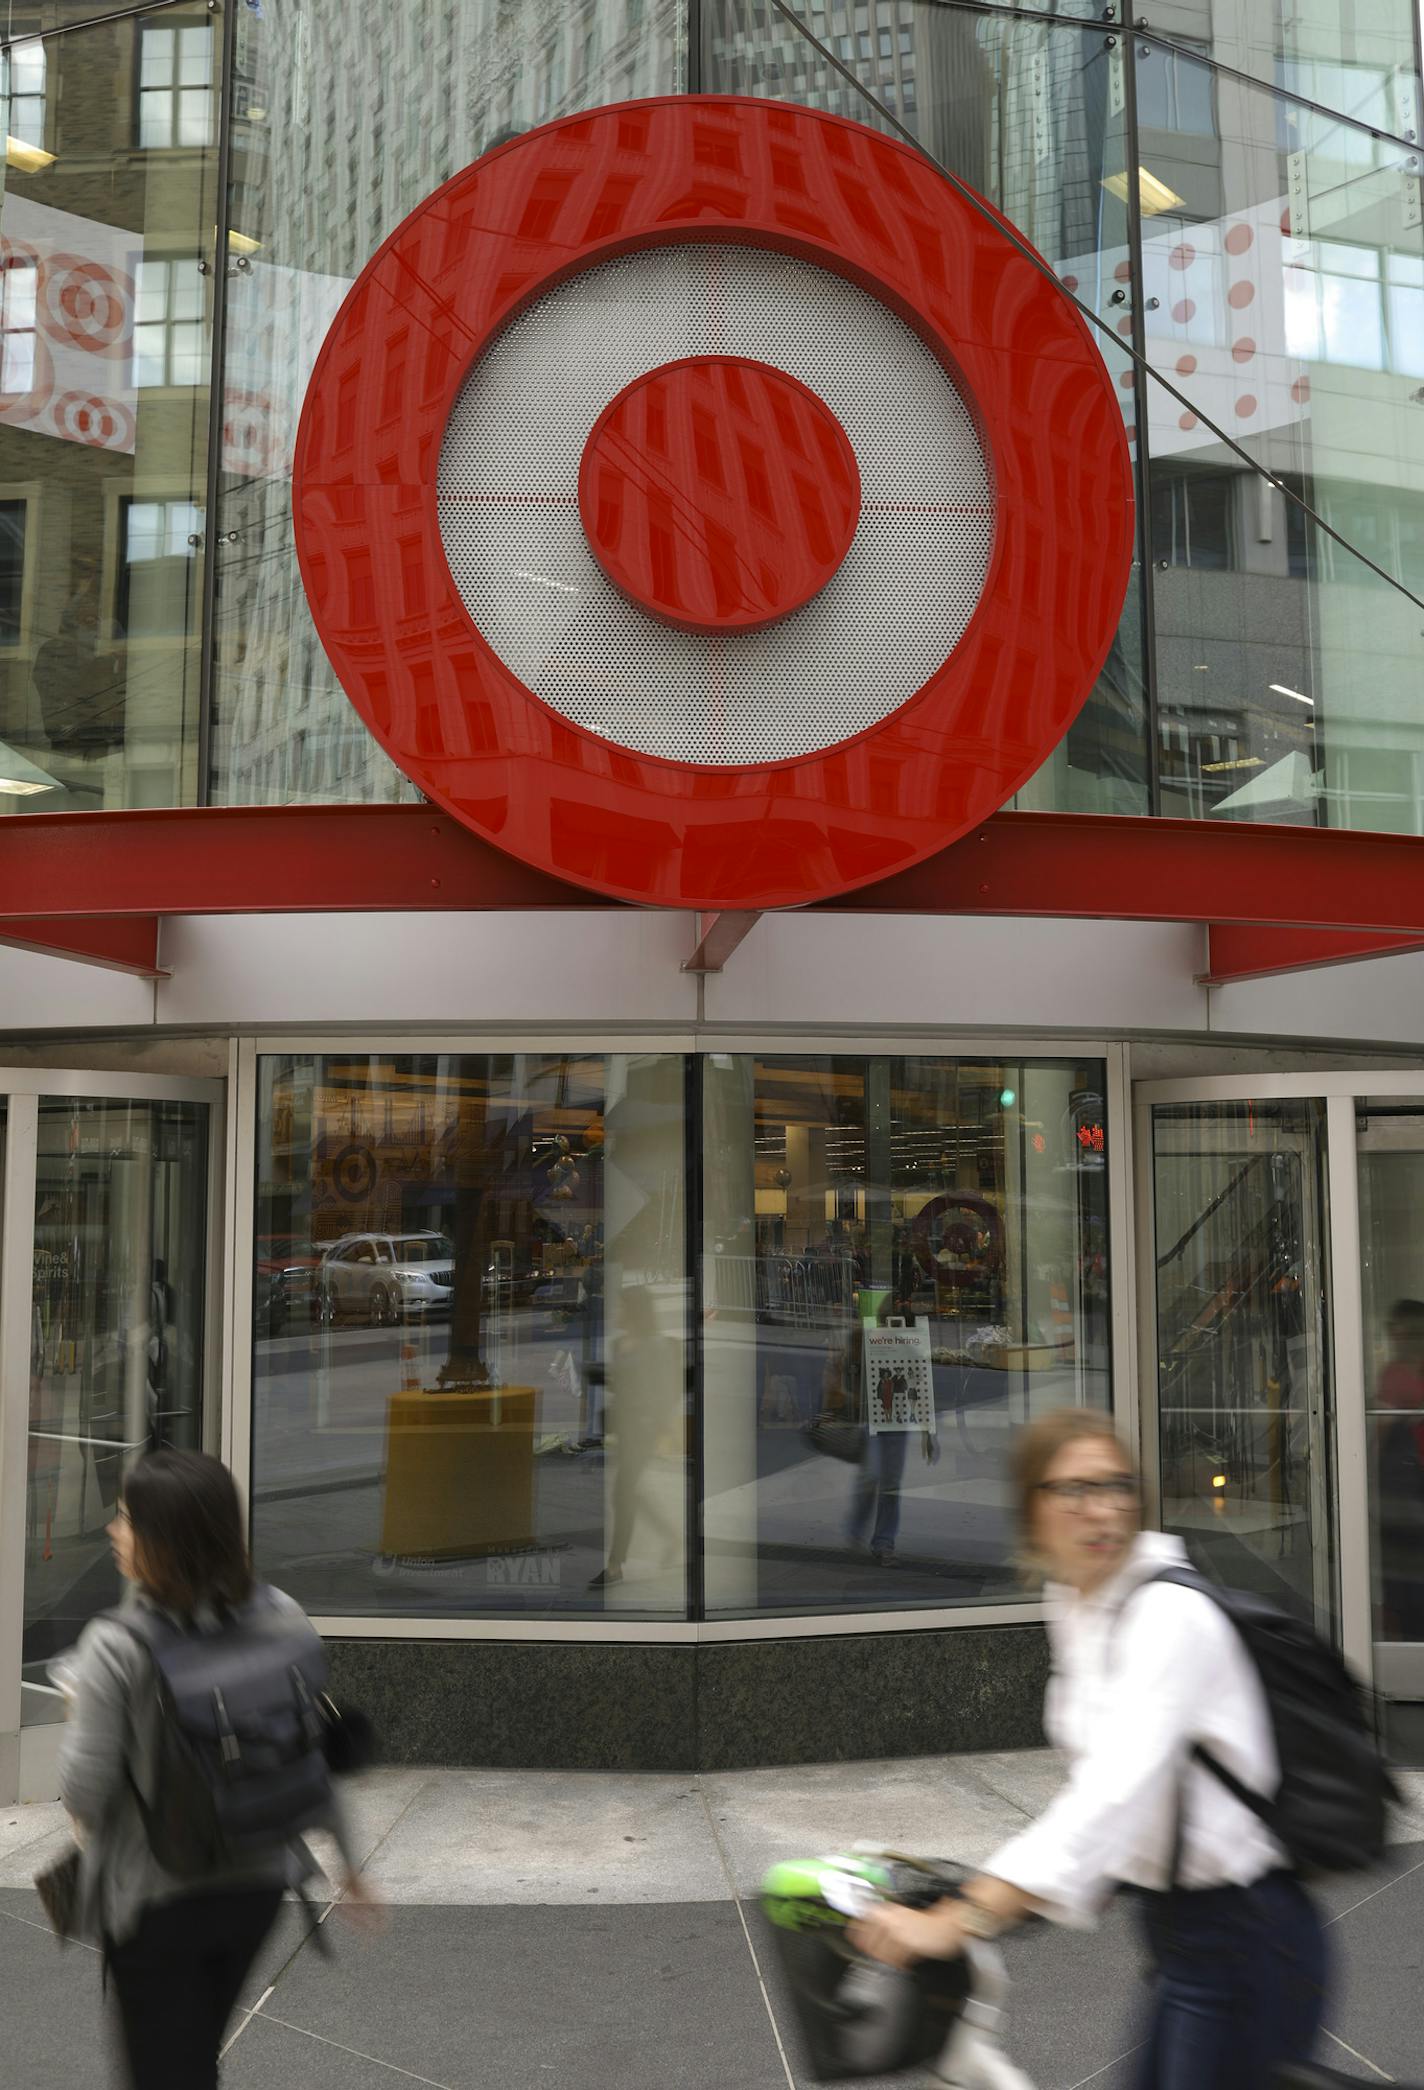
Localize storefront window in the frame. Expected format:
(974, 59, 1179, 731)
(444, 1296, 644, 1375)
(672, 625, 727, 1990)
(208, 0, 687, 809)
(0, 8, 217, 814)
(702, 0, 1151, 817)
(702, 1054, 1111, 1618)
(250, 1051, 688, 1618)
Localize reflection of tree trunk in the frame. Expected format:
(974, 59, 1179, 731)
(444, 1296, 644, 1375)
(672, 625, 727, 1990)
(440, 1093, 495, 1389)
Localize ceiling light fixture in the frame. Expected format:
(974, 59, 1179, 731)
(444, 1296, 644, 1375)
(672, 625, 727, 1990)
(1101, 167, 1186, 217)
(1269, 682, 1315, 705)
(5, 137, 55, 173)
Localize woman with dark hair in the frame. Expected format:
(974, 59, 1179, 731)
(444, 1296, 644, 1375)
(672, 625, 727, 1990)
(57, 1448, 377, 2090)
(850, 1408, 1329, 2089)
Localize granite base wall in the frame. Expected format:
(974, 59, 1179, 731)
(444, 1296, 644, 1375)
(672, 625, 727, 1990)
(324, 1624, 1048, 1772)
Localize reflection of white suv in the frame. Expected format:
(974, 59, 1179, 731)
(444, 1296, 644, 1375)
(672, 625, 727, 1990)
(315, 1232, 455, 1326)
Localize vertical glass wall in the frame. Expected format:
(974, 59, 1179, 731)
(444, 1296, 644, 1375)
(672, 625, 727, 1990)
(250, 1051, 689, 1618)
(702, 1054, 1110, 1618)
(207, 0, 687, 809)
(1150, 1097, 1335, 1631)
(22, 1095, 208, 1723)
(1356, 1099, 1424, 1744)
(703, 2, 1152, 817)
(0, 5, 217, 813)
(0, 0, 1418, 834)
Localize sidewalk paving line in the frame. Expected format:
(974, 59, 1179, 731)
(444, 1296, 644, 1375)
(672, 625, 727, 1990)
(250, 2011, 460, 2089)
(1320, 2026, 1394, 2081)
(1324, 1851, 1424, 1929)
(698, 1786, 797, 2090)
(1066, 2038, 1149, 2090)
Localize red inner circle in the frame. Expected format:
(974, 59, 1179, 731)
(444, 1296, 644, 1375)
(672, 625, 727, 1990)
(577, 355, 862, 634)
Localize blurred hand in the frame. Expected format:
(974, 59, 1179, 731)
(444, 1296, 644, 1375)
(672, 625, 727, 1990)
(333, 1872, 387, 1937)
(847, 1898, 966, 1969)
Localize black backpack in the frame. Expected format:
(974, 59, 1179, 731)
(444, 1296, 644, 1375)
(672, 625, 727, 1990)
(1143, 1565, 1398, 1879)
(113, 1586, 335, 1879)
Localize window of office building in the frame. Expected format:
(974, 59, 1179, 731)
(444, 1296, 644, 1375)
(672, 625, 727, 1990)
(137, 19, 214, 152)
(0, 499, 28, 648)
(133, 255, 206, 389)
(7, 37, 45, 150)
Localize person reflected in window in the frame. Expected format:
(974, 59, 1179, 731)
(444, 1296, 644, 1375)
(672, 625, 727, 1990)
(32, 561, 127, 778)
(1376, 1297, 1424, 1639)
(588, 1282, 682, 1589)
(832, 1296, 927, 1568)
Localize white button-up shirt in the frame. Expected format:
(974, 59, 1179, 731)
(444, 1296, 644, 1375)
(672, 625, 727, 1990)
(986, 1530, 1284, 1927)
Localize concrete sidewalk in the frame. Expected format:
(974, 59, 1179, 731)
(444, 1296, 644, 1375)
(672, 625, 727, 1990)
(3, 1752, 1423, 2087)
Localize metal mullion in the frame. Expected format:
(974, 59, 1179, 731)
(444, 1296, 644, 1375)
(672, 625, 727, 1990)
(194, 0, 238, 810)
(1118, 2, 1163, 817)
(1326, 1093, 1373, 1684)
(685, 0, 702, 94)
(686, 1050, 705, 1627)
(0, 1092, 38, 1797)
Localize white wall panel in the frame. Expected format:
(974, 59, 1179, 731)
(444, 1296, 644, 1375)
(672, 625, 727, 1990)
(1210, 950, 1424, 1049)
(702, 914, 1210, 1032)
(0, 943, 155, 1032)
(153, 911, 700, 1028)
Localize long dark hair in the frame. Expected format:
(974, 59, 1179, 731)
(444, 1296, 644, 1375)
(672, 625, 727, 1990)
(123, 1449, 252, 1614)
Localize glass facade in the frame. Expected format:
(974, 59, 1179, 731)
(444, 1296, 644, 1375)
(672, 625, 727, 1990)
(22, 1094, 208, 1722)
(0, 0, 1415, 828)
(249, 1049, 1108, 1621)
(1149, 1097, 1335, 1633)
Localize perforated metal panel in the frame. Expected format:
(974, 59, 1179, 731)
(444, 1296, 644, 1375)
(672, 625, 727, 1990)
(437, 244, 996, 766)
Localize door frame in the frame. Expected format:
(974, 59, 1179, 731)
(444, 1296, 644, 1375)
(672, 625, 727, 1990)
(1135, 1069, 1424, 1696)
(0, 1068, 224, 1804)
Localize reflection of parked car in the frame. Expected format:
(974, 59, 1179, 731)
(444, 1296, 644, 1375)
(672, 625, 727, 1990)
(254, 1235, 321, 1335)
(314, 1232, 455, 1326)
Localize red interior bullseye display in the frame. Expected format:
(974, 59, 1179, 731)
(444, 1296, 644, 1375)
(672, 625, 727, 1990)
(292, 95, 1135, 911)
(577, 355, 862, 634)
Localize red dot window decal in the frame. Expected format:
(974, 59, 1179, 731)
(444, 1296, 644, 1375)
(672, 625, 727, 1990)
(294, 97, 1134, 910)
(578, 356, 861, 633)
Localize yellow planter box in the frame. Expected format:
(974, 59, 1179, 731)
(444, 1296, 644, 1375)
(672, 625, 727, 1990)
(380, 1386, 536, 1560)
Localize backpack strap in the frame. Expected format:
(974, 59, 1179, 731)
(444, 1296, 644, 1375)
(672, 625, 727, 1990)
(1113, 1564, 1281, 1883)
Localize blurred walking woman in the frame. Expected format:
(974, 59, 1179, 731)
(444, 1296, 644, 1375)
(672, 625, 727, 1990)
(852, 1409, 1329, 2089)
(57, 1450, 374, 2090)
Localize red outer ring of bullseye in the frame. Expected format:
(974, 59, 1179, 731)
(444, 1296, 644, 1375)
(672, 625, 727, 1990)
(292, 96, 1135, 912)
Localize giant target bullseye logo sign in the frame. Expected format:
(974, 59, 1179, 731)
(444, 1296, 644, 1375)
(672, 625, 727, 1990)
(293, 97, 1133, 910)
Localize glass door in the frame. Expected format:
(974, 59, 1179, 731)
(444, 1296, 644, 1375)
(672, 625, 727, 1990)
(1356, 1103, 1424, 1752)
(1146, 1098, 1336, 1634)
(0, 1072, 219, 1798)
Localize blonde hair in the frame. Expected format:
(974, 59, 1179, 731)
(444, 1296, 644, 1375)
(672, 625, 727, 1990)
(1009, 1407, 1135, 1578)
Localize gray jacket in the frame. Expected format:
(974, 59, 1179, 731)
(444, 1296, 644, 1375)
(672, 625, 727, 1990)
(57, 1587, 357, 1947)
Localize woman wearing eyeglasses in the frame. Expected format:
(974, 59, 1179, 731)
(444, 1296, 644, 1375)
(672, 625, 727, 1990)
(851, 1407, 1329, 2089)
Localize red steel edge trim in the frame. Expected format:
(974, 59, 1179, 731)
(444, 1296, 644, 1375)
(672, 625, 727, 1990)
(0, 913, 162, 977)
(1203, 924, 1424, 986)
(6, 809, 1424, 947)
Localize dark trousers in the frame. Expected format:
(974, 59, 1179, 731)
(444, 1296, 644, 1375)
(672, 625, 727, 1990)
(107, 1885, 284, 2090)
(1133, 1872, 1328, 2090)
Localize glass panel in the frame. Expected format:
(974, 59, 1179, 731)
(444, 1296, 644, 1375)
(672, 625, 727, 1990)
(703, 0, 1151, 816)
(0, 9, 216, 815)
(251, 1052, 688, 1618)
(1355, 1102, 1424, 1755)
(22, 1096, 208, 1724)
(702, 1054, 1111, 1618)
(1137, 42, 1424, 830)
(209, 0, 687, 807)
(1151, 1099, 1334, 1631)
